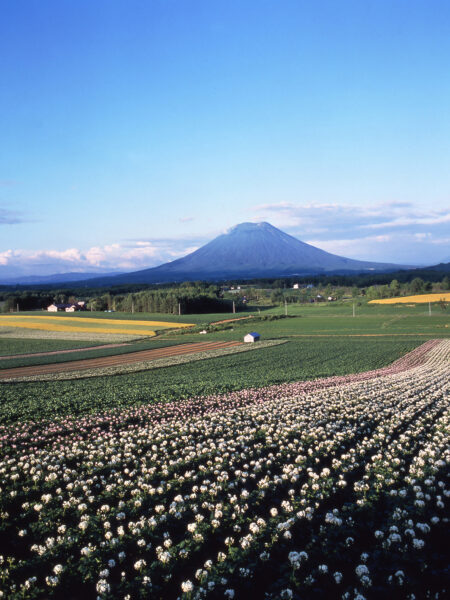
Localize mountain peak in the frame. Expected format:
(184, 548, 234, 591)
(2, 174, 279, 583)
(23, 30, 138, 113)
(227, 221, 273, 233)
(75, 221, 410, 285)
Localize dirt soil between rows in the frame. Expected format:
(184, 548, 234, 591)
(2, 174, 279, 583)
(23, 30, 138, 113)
(0, 341, 242, 379)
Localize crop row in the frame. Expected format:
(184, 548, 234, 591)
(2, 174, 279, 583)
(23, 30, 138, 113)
(0, 338, 422, 425)
(0, 339, 437, 448)
(1, 340, 284, 383)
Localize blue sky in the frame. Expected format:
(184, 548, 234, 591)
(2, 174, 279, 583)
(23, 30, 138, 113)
(1, 0, 449, 276)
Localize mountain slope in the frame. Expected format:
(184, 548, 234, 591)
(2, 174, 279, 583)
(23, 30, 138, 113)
(89, 222, 412, 285)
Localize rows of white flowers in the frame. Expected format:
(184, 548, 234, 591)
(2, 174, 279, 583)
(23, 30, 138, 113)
(0, 340, 448, 599)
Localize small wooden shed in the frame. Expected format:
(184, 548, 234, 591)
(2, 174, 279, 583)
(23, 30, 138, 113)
(244, 332, 260, 343)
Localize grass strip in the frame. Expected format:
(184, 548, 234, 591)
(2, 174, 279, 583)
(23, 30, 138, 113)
(0, 337, 100, 356)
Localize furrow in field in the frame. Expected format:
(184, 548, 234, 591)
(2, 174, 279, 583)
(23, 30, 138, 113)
(0, 341, 241, 378)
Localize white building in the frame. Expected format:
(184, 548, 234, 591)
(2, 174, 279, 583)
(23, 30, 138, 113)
(47, 303, 73, 312)
(65, 305, 79, 312)
(244, 332, 260, 343)
(47, 302, 85, 312)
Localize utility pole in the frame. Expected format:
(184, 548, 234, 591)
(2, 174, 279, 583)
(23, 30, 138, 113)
(285, 300, 288, 316)
(232, 301, 235, 314)
(353, 303, 356, 318)
(131, 299, 135, 314)
(178, 302, 181, 316)
(429, 301, 431, 317)
(16, 303, 19, 312)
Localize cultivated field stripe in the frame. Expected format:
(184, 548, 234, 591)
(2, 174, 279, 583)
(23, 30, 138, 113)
(0, 320, 157, 336)
(0, 341, 241, 378)
(369, 292, 450, 304)
(0, 342, 131, 360)
(0, 315, 194, 327)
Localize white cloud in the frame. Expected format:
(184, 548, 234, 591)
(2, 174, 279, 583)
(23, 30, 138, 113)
(0, 238, 198, 278)
(251, 200, 450, 263)
(306, 232, 450, 265)
(362, 212, 450, 230)
(252, 201, 449, 236)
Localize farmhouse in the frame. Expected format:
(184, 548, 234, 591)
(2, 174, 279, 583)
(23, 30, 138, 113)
(65, 304, 81, 312)
(244, 332, 260, 343)
(47, 302, 86, 312)
(48, 303, 71, 312)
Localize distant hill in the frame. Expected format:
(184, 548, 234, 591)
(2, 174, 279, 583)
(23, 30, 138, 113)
(82, 222, 414, 286)
(0, 271, 124, 286)
(425, 262, 450, 272)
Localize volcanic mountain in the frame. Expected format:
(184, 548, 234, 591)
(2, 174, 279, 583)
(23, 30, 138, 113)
(88, 222, 410, 285)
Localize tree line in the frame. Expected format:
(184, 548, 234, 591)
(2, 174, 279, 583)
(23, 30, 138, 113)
(1, 273, 448, 313)
(0, 284, 238, 314)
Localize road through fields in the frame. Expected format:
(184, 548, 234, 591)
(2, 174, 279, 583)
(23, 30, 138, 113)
(0, 340, 241, 378)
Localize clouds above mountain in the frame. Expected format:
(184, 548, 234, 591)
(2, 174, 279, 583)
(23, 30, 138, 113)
(0, 201, 448, 279)
(251, 201, 450, 264)
(0, 238, 202, 279)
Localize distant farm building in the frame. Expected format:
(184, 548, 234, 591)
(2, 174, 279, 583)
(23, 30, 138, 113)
(292, 283, 300, 289)
(47, 302, 86, 312)
(244, 332, 260, 343)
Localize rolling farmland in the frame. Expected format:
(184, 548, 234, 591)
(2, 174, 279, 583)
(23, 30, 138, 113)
(0, 340, 448, 599)
(0, 305, 448, 598)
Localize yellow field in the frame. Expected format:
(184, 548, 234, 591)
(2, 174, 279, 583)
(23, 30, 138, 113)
(0, 315, 194, 337)
(0, 315, 193, 328)
(369, 293, 450, 304)
(0, 318, 156, 336)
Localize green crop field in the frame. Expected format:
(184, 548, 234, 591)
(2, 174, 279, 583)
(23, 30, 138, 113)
(163, 312, 449, 342)
(0, 302, 447, 426)
(0, 338, 100, 356)
(0, 337, 421, 425)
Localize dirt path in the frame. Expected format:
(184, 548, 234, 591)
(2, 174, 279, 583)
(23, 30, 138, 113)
(0, 343, 130, 360)
(211, 316, 254, 325)
(0, 341, 241, 379)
